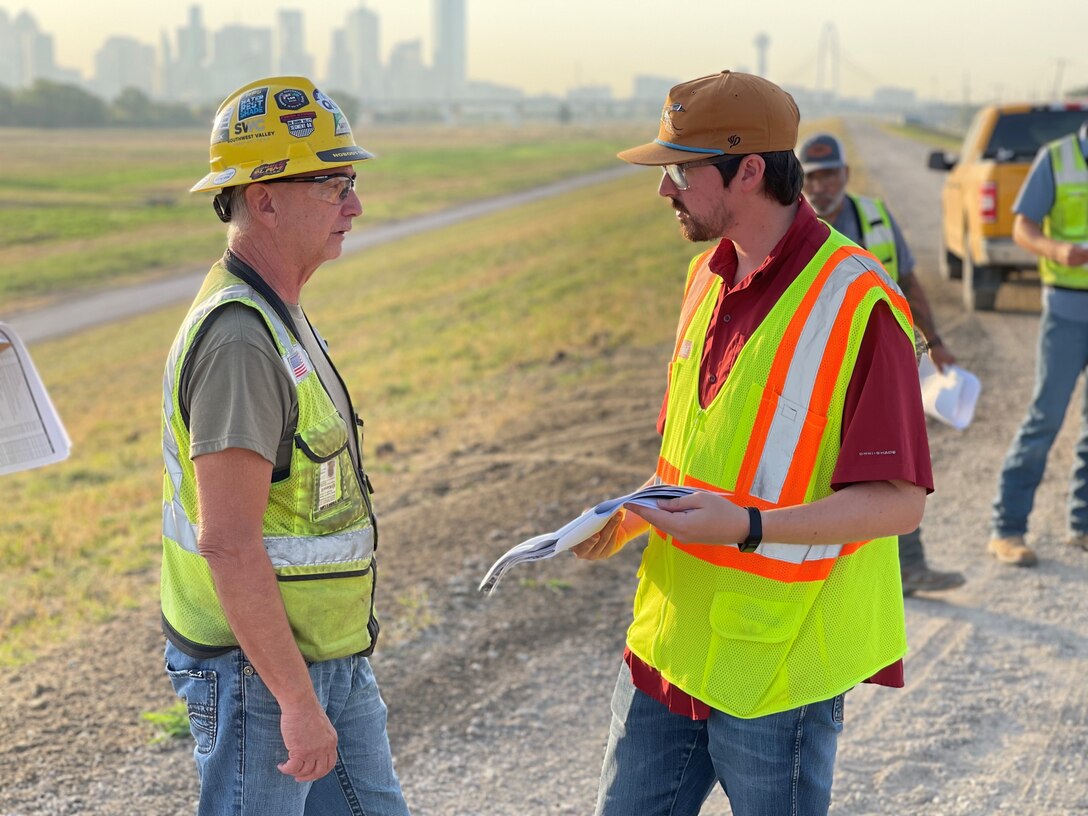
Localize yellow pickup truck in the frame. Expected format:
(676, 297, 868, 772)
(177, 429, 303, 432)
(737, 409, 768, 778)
(927, 102, 1088, 311)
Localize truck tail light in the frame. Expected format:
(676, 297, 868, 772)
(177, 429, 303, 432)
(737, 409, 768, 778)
(980, 181, 998, 224)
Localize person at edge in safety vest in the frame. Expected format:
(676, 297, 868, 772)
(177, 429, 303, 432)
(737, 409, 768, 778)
(798, 132, 965, 597)
(160, 77, 410, 816)
(570, 71, 931, 816)
(989, 120, 1088, 568)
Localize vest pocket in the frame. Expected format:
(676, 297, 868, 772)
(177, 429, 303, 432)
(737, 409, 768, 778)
(295, 413, 363, 526)
(703, 590, 807, 715)
(280, 567, 376, 661)
(1058, 190, 1088, 239)
(709, 591, 805, 643)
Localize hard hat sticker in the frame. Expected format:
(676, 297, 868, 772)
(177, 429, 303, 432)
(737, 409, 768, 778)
(314, 89, 341, 114)
(211, 107, 233, 145)
(238, 88, 268, 120)
(250, 160, 289, 180)
(333, 112, 351, 137)
(280, 112, 316, 138)
(212, 168, 237, 185)
(274, 89, 309, 110)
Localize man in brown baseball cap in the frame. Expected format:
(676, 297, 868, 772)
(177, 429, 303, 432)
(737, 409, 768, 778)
(571, 70, 931, 815)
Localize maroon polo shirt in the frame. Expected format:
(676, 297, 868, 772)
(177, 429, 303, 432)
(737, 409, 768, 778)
(630, 197, 932, 719)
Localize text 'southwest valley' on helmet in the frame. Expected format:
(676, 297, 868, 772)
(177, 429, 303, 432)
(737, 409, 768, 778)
(190, 76, 373, 195)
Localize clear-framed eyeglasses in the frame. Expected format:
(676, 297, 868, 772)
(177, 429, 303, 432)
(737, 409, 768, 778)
(663, 154, 745, 191)
(263, 174, 356, 204)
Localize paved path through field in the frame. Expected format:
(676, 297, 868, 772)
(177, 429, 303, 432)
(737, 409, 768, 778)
(1, 165, 639, 345)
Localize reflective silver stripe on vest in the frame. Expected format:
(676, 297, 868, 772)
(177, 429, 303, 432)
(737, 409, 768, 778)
(1053, 136, 1088, 185)
(752, 540, 843, 562)
(265, 527, 375, 568)
(855, 196, 895, 250)
(161, 283, 302, 555)
(749, 251, 892, 508)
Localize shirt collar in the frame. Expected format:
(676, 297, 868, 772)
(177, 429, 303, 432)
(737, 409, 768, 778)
(708, 197, 826, 290)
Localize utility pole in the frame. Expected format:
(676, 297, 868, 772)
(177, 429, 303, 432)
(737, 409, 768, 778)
(1053, 58, 1067, 99)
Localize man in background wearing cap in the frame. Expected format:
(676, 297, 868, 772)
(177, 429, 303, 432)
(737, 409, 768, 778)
(572, 70, 930, 815)
(161, 77, 410, 815)
(799, 132, 965, 596)
(989, 120, 1088, 567)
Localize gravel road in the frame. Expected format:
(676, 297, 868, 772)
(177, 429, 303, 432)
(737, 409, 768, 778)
(3, 120, 1087, 816)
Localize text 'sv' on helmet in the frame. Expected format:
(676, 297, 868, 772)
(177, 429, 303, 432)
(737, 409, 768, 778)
(191, 76, 373, 197)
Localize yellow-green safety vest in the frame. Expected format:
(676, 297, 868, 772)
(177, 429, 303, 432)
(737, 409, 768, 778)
(849, 194, 898, 281)
(627, 231, 912, 718)
(1041, 134, 1088, 289)
(161, 261, 379, 662)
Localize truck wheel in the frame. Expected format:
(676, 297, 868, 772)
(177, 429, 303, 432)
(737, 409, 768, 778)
(963, 251, 1000, 312)
(938, 234, 963, 280)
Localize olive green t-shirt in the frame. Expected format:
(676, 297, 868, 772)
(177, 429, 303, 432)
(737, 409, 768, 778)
(181, 301, 357, 474)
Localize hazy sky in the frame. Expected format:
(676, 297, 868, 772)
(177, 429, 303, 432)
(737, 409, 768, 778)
(8, 0, 1085, 103)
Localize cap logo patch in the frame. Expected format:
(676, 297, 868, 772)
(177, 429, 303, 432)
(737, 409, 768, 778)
(728, 135, 741, 147)
(661, 103, 685, 136)
(806, 142, 834, 158)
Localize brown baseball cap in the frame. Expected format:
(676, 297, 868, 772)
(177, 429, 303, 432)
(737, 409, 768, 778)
(618, 70, 800, 166)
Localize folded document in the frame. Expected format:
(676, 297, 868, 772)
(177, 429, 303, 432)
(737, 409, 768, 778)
(478, 484, 698, 594)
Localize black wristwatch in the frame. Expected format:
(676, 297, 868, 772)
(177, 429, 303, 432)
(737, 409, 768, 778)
(739, 506, 762, 553)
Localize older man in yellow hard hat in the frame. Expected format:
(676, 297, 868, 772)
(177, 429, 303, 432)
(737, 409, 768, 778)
(161, 77, 410, 816)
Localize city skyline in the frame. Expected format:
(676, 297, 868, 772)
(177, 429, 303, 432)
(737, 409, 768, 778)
(2, 0, 1085, 105)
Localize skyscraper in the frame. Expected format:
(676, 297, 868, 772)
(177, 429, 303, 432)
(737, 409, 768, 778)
(94, 35, 156, 98)
(277, 10, 313, 77)
(343, 5, 381, 101)
(433, 0, 465, 101)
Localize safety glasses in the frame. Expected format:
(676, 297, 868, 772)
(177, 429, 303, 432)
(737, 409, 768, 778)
(263, 174, 356, 204)
(663, 154, 744, 191)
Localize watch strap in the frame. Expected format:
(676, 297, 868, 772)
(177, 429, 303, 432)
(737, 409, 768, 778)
(739, 506, 762, 553)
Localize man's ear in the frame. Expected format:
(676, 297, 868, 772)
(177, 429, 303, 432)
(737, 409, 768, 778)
(245, 183, 278, 226)
(736, 154, 766, 192)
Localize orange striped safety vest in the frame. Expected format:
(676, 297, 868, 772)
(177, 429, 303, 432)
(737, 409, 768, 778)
(626, 231, 913, 718)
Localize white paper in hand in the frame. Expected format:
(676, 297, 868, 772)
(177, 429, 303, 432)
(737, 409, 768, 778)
(478, 484, 700, 594)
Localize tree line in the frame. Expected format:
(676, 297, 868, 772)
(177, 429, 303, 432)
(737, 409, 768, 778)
(0, 79, 360, 129)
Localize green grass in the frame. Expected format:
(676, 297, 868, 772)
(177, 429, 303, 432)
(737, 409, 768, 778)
(0, 124, 644, 311)
(1, 116, 903, 666)
(882, 121, 963, 151)
(0, 167, 694, 666)
(141, 701, 191, 742)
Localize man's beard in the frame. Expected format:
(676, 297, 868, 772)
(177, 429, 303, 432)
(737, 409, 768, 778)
(810, 190, 846, 220)
(670, 197, 733, 243)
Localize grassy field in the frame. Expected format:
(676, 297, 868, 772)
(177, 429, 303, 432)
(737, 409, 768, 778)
(0, 123, 644, 313)
(0, 166, 697, 666)
(0, 117, 867, 665)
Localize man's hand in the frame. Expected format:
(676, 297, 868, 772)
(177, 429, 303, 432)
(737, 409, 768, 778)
(277, 701, 339, 782)
(571, 511, 628, 560)
(626, 491, 747, 546)
(928, 342, 957, 373)
(1057, 242, 1088, 268)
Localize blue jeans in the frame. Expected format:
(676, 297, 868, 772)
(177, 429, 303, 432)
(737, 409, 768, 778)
(165, 642, 410, 816)
(992, 308, 1088, 538)
(594, 664, 844, 816)
(898, 527, 924, 569)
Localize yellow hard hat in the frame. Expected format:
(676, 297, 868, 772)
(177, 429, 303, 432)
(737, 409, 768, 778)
(190, 76, 372, 194)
